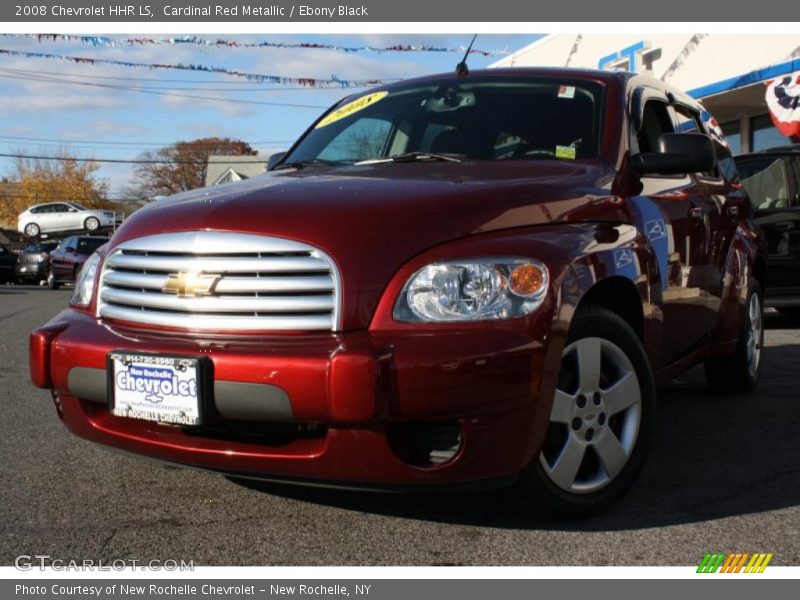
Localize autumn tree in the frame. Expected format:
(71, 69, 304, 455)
(0, 148, 109, 228)
(129, 137, 257, 198)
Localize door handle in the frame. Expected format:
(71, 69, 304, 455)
(775, 221, 796, 232)
(688, 206, 704, 220)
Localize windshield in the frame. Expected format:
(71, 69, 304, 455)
(68, 203, 89, 211)
(283, 76, 605, 166)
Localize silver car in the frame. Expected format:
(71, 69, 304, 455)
(17, 202, 116, 238)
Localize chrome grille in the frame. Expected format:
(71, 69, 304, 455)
(97, 232, 341, 332)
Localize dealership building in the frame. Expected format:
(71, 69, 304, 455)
(492, 34, 800, 154)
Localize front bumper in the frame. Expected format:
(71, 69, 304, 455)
(30, 309, 557, 487)
(16, 262, 47, 281)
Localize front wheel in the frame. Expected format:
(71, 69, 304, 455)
(84, 217, 100, 232)
(704, 281, 763, 393)
(517, 306, 656, 518)
(47, 271, 60, 290)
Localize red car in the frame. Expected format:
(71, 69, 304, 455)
(30, 69, 765, 516)
(47, 235, 108, 290)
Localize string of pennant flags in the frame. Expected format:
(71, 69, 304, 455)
(2, 34, 510, 57)
(0, 47, 397, 88)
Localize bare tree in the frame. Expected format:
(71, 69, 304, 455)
(129, 138, 257, 198)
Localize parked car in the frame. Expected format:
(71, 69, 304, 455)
(0, 243, 17, 283)
(30, 68, 765, 517)
(734, 145, 800, 318)
(47, 235, 108, 289)
(15, 240, 59, 285)
(17, 202, 116, 238)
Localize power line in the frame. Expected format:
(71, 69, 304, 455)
(0, 71, 330, 109)
(3, 67, 394, 86)
(0, 66, 377, 91)
(0, 152, 270, 165)
(0, 133, 295, 148)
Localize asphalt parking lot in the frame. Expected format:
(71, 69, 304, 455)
(0, 285, 798, 566)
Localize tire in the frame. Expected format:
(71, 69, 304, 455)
(84, 217, 100, 232)
(24, 223, 40, 238)
(47, 271, 60, 290)
(776, 307, 800, 320)
(704, 280, 763, 393)
(516, 306, 656, 519)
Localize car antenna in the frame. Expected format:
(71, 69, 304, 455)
(455, 34, 478, 76)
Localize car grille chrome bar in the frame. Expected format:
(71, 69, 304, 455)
(97, 232, 341, 332)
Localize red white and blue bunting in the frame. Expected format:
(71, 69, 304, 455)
(0, 47, 395, 88)
(1, 34, 509, 57)
(766, 71, 800, 141)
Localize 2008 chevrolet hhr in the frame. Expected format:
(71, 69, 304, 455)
(30, 68, 765, 516)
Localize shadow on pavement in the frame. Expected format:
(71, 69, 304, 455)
(230, 339, 800, 531)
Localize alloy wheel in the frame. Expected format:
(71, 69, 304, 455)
(746, 292, 763, 379)
(539, 337, 642, 494)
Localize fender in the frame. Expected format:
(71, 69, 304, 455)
(369, 221, 663, 465)
(709, 219, 765, 353)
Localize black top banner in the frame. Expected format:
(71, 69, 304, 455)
(4, 0, 799, 22)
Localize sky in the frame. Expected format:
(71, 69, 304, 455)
(0, 34, 543, 197)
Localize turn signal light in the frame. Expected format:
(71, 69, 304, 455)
(509, 263, 547, 297)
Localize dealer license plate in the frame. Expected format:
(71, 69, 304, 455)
(108, 352, 202, 426)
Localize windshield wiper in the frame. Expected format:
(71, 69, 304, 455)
(354, 152, 462, 165)
(272, 158, 343, 171)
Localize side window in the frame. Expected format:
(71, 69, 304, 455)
(737, 157, 797, 210)
(52, 203, 68, 213)
(317, 117, 394, 163)
(637, 100, 674, 154)
(30, 206, 42, 215)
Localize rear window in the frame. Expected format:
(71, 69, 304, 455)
(23, 243, 57, 253)
(77, 238, 106, 254)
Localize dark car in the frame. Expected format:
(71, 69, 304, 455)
(0, 243, 17, 283)
(735, 145, 800, 318)
(30, 69, 765, 517)
(47, 235, 107, 289)
(15, 241, 59, 285)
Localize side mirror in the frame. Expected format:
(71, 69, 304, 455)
(632, 133, 716, 176)
(267, 152, 287, 171)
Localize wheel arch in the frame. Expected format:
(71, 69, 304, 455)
(553, 229, 662, 369)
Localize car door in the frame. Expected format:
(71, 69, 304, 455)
(34, 204, 55, 232)
(630, 93, 714, 365)
(673, 105, 748, 318)
(736, 153, 800, 299)
(50, 237, 74, 279)
(63, 204, 84, 230)
(47, 203, 72, 232)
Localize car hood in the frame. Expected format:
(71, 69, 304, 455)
(113, 161, 624, 329)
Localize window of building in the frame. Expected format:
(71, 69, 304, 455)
(751, 114, 788, 152)
(720, 120, 742, 155)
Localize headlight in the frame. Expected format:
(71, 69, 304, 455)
(70, 252, 101, 307)
(394, 258, 549, 322)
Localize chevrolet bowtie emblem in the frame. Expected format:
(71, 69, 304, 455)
(162, 272, 220, 297)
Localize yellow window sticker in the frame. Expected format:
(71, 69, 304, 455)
(555, 145, 577, 160)
(315, 91, 389, 128)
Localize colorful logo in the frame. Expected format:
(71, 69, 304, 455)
(697, 552, 773, 573)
